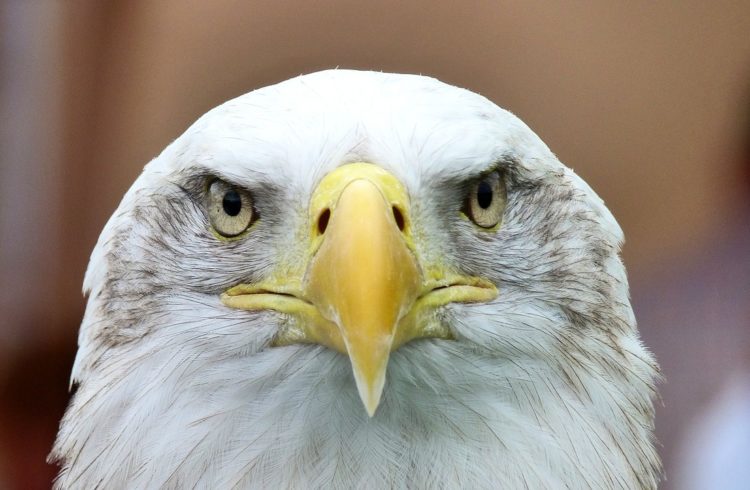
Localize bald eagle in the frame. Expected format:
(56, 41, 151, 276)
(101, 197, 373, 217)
(51, 70, 660, 489)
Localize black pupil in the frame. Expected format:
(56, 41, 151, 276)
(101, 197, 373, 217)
(222, 190, 242, 216)
(476, 181, 493, 209)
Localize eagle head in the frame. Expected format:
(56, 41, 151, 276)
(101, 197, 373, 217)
(51, 70, 660, 488)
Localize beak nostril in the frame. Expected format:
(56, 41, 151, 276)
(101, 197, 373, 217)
(318, 208, 331, 234)
(392, 206, 405, 231)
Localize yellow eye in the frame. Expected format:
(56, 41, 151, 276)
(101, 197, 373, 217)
(465, 171, 506, 229)
(207, 179, 255, 237)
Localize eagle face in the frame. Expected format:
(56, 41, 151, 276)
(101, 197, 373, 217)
(51, 70, 660, 489)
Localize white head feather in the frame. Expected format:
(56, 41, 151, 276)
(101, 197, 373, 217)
(51, 70, 660, 489)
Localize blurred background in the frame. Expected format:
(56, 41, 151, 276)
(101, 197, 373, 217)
(1, 1, 749, 488)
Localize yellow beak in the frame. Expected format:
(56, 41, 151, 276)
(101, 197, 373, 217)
(221, 163, 497, 417)
(306, 172, 420, 415)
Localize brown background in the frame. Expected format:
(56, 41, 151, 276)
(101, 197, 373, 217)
(1, 1, 749, 488)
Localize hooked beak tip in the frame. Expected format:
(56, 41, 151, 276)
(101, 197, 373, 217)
(351, 358, 388, 417)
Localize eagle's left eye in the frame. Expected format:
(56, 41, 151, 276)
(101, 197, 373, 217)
(464, 171, 506, 229)
(207, 179, 255, 237)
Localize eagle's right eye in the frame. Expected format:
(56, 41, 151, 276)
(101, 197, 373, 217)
(207, 179, 255, 238)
